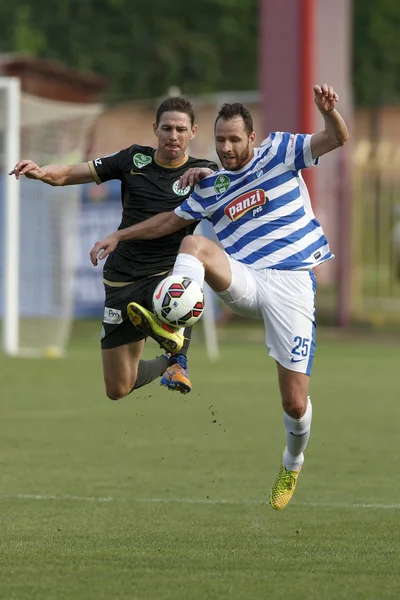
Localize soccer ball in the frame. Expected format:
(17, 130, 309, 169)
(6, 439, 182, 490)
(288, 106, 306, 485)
(153, 275, 204, 327)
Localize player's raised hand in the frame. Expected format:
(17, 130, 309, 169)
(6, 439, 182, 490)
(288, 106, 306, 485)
(178, 167, 214, 190)
(313, 83, 339, 114)
(90, 233, 120, 266)
(9, 160, 44, 180)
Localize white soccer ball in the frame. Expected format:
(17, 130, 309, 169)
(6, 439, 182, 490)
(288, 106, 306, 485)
(153, 275, 205, 327)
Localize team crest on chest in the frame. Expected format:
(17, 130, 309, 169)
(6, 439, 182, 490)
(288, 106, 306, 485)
(224, 189, 266, 221)
(214, 174, 230, 195)
(133, 153, 152, 169)
(172, 180, 191, 196)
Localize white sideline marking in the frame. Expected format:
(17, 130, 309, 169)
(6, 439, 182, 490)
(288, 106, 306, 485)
(138, 498, 400, 510)
(0, 493, 113, 502)
(1, 494, 400, 510)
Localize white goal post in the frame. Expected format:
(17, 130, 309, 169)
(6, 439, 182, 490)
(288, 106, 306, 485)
(1, 77, 20, 356)
(0, 77, 102, 357)
(195, 221, 220, 361)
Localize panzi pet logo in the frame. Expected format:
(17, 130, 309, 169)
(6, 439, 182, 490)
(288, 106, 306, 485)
(224, 189, 266, 221)
(214, 174, 230, 195)
(133, 153, 152, 169)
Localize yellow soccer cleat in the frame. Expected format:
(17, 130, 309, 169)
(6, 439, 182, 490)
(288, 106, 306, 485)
(127, 302, 184, 354)
(269, 449, 301, 510)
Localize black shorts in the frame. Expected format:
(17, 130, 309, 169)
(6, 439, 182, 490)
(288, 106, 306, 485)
(100, 274, 167, 349)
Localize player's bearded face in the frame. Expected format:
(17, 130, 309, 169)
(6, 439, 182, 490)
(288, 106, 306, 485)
(215, 117, 255, 171)
(154, 111, 197, 163)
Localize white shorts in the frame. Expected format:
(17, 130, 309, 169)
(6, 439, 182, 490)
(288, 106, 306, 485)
(217, 257, 316, 375)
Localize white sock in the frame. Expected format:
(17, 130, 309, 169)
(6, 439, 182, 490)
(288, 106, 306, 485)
(283, 397, 312, 471)
(172, 253, 205, 289)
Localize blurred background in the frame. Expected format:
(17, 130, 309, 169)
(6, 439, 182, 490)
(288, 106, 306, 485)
(0, 0, 400, 352)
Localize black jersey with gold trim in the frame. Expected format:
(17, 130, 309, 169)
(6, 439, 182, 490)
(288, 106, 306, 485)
(88, 144, 218, 282)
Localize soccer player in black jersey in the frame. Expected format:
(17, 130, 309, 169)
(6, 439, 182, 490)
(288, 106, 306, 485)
(10, 96, 218, 399)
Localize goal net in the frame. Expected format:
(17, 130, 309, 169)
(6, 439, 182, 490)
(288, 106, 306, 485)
(0, 77, 102, 356)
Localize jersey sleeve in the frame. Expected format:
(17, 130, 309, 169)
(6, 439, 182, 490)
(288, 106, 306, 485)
(206, 160, 219, 171)
(174, 187, 210, 221)
(189, 156, 219, 172)
(267, 132, 318, 171)
(87, 149, 127, 184)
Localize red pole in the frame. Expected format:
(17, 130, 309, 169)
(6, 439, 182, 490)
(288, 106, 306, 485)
(300, 0, 315, 209)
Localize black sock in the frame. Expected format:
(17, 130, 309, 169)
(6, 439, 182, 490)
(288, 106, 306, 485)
(169, 326, 192, 365)
(133, 355, 169, 390)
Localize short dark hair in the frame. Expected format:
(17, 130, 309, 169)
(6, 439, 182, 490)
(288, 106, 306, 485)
(215, 103, 254, 136)
(156, 96, 195, 127)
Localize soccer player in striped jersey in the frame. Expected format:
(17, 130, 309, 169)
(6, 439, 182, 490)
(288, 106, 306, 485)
(90, 83, 349, 509)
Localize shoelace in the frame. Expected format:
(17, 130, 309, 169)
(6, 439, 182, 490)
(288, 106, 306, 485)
(278, 469, 297, 491)
(170, 354, 188, 372)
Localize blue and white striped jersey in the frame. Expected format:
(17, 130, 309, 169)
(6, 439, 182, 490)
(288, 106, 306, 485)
(175, 132, 334, 270)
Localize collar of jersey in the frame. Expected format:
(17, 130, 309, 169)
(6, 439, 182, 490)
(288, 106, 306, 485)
(154, 151, 189, 169)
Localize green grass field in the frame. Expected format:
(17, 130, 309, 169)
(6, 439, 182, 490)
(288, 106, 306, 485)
(1, 323, 400, 600)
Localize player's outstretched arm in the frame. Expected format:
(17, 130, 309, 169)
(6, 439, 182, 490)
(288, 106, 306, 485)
(90, 211, 193, 266)
(310, 83, 349, 159)
(9, 160, 94, 186)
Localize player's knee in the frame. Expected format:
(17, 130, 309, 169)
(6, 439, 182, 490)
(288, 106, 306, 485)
(179, 235, 221, 267)
(180, 234, 218, 261)
(105, 382, 132, 401)
(179, 234, 205, 255)
(282, 395, 308, 419)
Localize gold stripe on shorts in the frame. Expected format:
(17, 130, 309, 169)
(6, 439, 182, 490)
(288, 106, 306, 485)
(102, 271, 169, 288)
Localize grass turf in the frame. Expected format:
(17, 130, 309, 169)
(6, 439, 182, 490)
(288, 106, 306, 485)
(0, 323, 399, 599)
